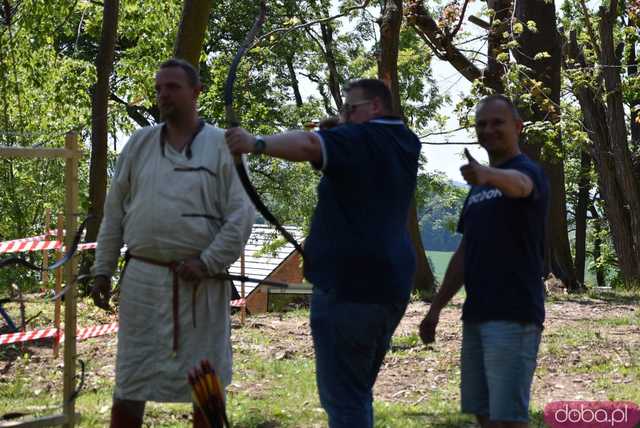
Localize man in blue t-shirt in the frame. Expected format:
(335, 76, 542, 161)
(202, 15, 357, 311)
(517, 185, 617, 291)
(419, 95, 549, 428)
(226, 79, 420, 427)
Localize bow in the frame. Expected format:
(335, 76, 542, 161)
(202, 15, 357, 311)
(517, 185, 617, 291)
(0, 216, 91, 272)
(224, 1, 305, 258)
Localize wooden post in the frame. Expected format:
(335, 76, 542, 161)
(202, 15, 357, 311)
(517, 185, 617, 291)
(62, 132, 79, 428)
(53, 214, 64, 359)
(0, 135, 82, 426)
(240, 249, 246, 325)
(42, 209, 51, 289)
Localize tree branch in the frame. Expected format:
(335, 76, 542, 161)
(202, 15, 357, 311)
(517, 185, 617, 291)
(419, 125, 471, 138)
(407, 1, 483, 84)
(450, 0, 472, 38)
(252, 0, 371, 48)
(578, 0, 602, 61)
(110, 93, 152, 127)
(420, 140, 478, 145)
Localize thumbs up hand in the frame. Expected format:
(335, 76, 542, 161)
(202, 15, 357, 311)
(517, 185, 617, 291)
(460, 148, 490, 186)
(464, 148, 478, 164)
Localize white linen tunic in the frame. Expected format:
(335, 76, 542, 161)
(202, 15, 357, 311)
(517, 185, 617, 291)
(92, 123, 255, 402)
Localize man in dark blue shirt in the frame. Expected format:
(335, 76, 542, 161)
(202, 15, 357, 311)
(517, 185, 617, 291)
(419, 95, 549, 428)
(226, 79, 420, 427)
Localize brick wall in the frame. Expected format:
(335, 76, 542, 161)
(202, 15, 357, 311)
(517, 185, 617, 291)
(268, 251, 303, 283)
(246, 250, 303, 313)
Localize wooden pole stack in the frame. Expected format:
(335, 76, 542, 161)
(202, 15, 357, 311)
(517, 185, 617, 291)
(62, 132, 79, 428)
(0, 131, 81, 427)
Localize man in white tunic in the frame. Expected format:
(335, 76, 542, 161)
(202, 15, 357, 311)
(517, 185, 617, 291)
(91, 58, 255, 427)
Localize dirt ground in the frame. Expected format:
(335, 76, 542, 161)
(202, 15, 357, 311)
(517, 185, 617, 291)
(1, 292, 639, 420)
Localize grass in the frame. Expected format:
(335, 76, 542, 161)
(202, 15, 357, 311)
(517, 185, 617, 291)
(426, 250, 453, 282)
(2, 289, 640, 426)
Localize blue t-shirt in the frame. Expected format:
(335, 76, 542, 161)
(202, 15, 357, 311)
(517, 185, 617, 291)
(303, 116, 420, 304)
(457, 154, 549, 326)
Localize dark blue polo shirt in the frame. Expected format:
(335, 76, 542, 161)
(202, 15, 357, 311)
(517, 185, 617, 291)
(457, 153, 549, 326)
(303, 116, 420, 304)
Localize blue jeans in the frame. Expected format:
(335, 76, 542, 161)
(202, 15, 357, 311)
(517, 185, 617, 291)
(461, 320, 542, 422)
(310, 288, 407, 428)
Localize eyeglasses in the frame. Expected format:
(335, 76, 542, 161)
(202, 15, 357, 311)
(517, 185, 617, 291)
(340, 100, 371, 115)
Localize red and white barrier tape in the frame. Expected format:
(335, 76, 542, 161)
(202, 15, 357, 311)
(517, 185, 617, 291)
(0, 300, 248, 345)
(230, 298, 246, 308)
(0, 240, 60, 254)
(0, 230, 64, 247)
(0, 322, 119, 345)
(0, 240, 98, 255)
(75, 322, 118, 341)
(77, 242, 97, 251)
(0, 327, 59, 345)
(0, 234, 49, 246)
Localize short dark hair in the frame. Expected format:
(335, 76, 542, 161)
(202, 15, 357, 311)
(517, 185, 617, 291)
(476, 94, 522, 121)
(343, 79, 393, 112)
(319, 116, 340, 130)
(159, 58, 201, 87)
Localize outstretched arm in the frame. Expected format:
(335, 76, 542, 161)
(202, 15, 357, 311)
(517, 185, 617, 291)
(225, 127, 322, 164)
(460, 149, 533, 198)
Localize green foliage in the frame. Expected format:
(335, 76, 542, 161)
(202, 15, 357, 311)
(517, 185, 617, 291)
(0, 1, 97, 289)
(418, 176, 465, 252)
(588, 220, 624, 287)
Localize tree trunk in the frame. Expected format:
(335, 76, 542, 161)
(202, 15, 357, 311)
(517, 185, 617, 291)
(318, 83, 334, 116)
(408, 198, 436, 297)
(599, 4, 640, 272)
(574, 150, 591, 287)
(484, 0, 509, 92)
(627, 30, 640, 181)
(628, 37, 640, 150)
(286, 54, 304, 108)
(513, 0, 577, 290)
(589, 205, 607, 287)
(567, 31, 640, 283)
(580, 93, 640, 282)
(320, 22, 343, 113)
(87, 0, 119, 244)
(378, 0, 403, 116)
(173, 0, 212, 67)
(543, 160, 577, 289)
(378, 0, 436, 298)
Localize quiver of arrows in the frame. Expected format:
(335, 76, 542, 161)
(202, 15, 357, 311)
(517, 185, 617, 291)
(188, 359, 230, 428)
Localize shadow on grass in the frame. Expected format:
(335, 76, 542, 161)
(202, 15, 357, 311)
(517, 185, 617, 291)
(232, 417, 282, 428)
(394, 409, 550, 428)
(392, 410, 476, 427)
(587, 291, 640, 305)
(548, 291, 640, 307)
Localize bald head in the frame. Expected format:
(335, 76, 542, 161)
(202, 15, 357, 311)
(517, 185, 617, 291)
(476, 95, 521, 122)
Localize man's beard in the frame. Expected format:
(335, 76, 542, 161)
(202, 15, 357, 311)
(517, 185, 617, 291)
(159, 104, 180, 122)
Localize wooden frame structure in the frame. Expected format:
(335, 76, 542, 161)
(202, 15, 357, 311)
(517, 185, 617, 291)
(0, 132, 81, 428)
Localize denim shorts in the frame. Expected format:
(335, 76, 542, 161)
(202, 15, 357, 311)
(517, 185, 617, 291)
(460, 320, 542, 422)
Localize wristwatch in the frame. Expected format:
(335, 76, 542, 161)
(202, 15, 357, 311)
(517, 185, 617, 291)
(253, 136, 267, 154)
